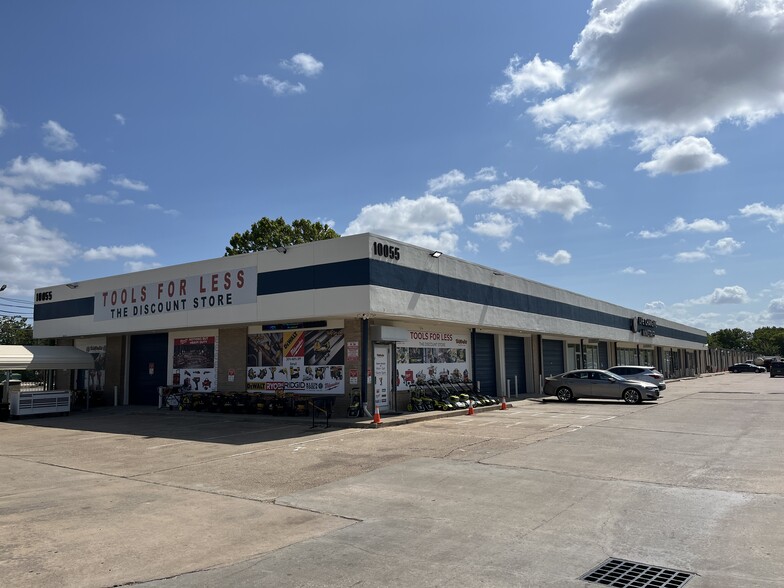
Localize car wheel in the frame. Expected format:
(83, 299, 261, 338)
(623, 388, 642, 404)
(555, 386, 573, 402)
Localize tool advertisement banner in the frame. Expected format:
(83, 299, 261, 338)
(247, 328, 345, 394)
(74, 337, 106, 391)
(172, 336, 217, 392)
(395, 329, 471, 390)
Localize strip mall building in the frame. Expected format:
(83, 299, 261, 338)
(33, 234, 724, 414)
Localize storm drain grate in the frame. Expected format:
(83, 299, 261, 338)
(580, 558, 695, 588)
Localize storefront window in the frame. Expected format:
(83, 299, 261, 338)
(584, 344, 599, 368)
(566, 343, 580, 370)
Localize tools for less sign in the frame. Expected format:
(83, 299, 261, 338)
(94, 267, 255, 321)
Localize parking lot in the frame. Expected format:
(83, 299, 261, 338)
(2, 373, 783, 587)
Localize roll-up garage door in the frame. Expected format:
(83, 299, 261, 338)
(504, 336, 526, 396)
(474, 333, 497, 396)
(542, 339, 564, 377)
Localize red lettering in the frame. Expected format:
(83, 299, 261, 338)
(158, 283, 164, 299)
(237, 270, 245, 288)
(224, 272, 231, 290)
(111, 291, 117, 305)
(141, 286, 147, 302)
(102, 292, 108, 306)
(121, 289, 127, 304)
(199, 276, 206, 293)
(167, 281, 175, 297)
(179, 279, 186, 296)
(211, 273, 218, 292)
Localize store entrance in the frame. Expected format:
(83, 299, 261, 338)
(129, 333, 168, 405)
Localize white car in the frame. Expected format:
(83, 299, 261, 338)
(607, 366, 666, 390)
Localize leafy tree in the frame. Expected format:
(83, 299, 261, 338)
(750, 326, 784, 356)
(0, 316, 33, 345)
(225, 217, 340, 256)
(707, 328, 752, 351)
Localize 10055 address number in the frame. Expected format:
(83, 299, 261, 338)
(373, 241, 400, 260)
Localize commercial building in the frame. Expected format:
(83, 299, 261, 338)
(33, 234, 712, 415)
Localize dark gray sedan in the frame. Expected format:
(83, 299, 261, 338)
(543, 369, 661, 404)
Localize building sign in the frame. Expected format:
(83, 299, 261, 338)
(395, 328, 470, 391)
(632, 317, 657, 337)
(172, 336, 217, 392)
(246, 328, 345, 395)
(94, 266, 256, 321)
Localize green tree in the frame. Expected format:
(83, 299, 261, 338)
(707, 328, 752, 351)
(225, 217, 340, 256)
(750, 326, 784, 356)
(0, 316, 33, 345)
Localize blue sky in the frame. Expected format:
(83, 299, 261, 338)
(1, 0, 784, 333)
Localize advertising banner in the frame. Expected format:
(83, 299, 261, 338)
(172, 336, 217, 392)
(74, 337, 106, 391)
(247, 328, 345, 395)
(395, 329, 470, 390)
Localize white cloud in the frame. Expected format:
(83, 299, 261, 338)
(85, 193, 134, 206)
(114, 113, 126, 125)
(499, 240, 512, 252)
(675, 251, 710, 263)
(537, 249, 571, 265)
(83, 244, 156, 261)
(762, 297, 784, 322)
(635, 137, 728, 176)
(469, 213, 516, 238)
(491, 54, 567, 103)
(500, 0, 784, 156)
(596, 222, 611, 229)
(0, 185, 74, 217)
(714, 268, 726, 275)
(0, 216, 78, 290)
(428, 169, 467, 192)
(125, 260, 162, 272)
(709, 237, 743, 255)
(145, 203, 180, 216)
(110, 176, 149, 191)
(42, 120, 77, 151)
(280, 53, 324, 77)
(474, 167, 498, 182)
(235, 74, 306, 95)
(691, 285, 750, 305)
(344, 194, 463, 254)
(0, 156, 103, 190)
(466, 178, 590, 220)
(638, 229, 666, 239)
(666, 216, 729, 233)
(739, 202, 784, 225)
(622, 267, 646, 275)
(465, 240, 479, 253)
(675, 236, 743, 262)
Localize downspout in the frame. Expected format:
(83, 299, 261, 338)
(361, 317, 371, 417)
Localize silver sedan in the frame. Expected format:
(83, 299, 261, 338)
(543, 369, 661, 404)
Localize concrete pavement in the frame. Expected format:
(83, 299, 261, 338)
(1, 372, 782, 587)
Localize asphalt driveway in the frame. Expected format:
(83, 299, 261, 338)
(1, 373, 782, 587)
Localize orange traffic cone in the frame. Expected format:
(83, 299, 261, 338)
(373, 406, 382, 424)
(500, 397, 507, 410)
(467, 400, 475, 415)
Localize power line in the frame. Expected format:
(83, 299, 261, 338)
(0, 296, 34, 307)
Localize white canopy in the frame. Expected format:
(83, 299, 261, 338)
(0, 345, 96, 371)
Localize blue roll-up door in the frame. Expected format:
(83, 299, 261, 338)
(504, 336, 526, 395)
(474, 333, 497, 396)
(542, 339, 564, 377)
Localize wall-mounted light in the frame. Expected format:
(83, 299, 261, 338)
(492, 271, 504, 276)
(429, 251, 442, 258)
(0, 284, 6, 292)
(275, 246, 287, 254)
(66, 283, 79, 289)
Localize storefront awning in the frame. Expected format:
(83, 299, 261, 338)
(0, 345, 96, 371)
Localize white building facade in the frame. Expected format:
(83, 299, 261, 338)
(34, 234, 712, 414)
